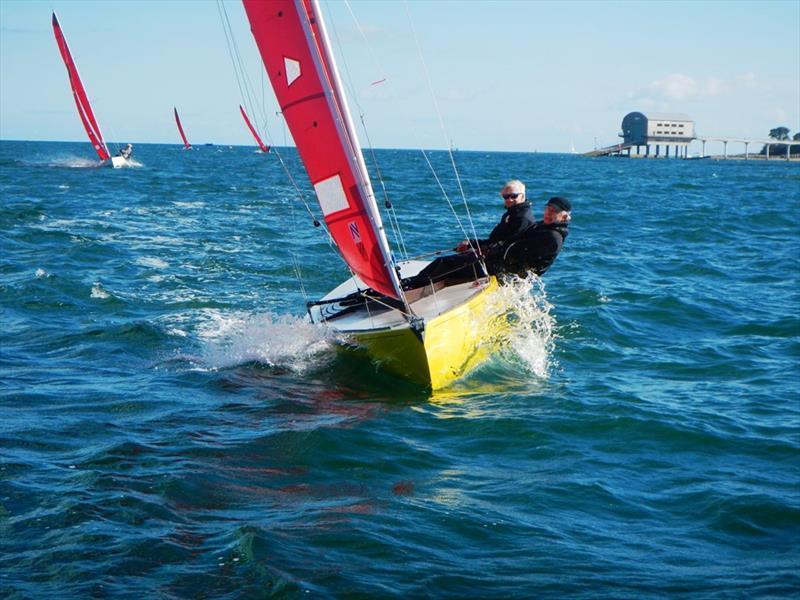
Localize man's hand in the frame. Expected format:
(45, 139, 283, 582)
(454, 240, 471, 252)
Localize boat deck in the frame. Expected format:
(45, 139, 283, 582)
(309, 260, 491, 333)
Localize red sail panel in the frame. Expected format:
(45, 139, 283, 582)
(239, 105, 269, 153)
(51, 13, 110, 161)
(174, 107, 192, 149)
(243, 0, 400, 298)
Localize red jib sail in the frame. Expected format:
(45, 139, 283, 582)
(51, 12, 111, 162)
(174, 107, 192, 149)
(242, 0, 402, 299)
(239, 105, 269, 153)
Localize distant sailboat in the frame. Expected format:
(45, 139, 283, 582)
(51, 12, 129, 168)
(174, 107, 192, 149)
(242, 0, 508, 389)
(239, 105, 269, 153)
(570, 139, 577, 154)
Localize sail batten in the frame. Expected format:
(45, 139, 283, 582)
(51, 12, 110, 162)
(242, 0, 402, 299)
(174, 108, 192, 149)
(239, 105, 269, 153)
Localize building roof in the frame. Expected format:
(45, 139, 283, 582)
(642, 112, 693, 122)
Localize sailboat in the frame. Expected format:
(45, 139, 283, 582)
(242, 0, 507, 389)
(174, 107, 192, 149)
(239, 105, 270, 153)
(51, 12, 129, 168)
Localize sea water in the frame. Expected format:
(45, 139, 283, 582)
(1, 140, 798, 597)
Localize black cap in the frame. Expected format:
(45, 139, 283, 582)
(547, 196, 571, 212)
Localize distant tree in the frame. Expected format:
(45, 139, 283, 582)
(769, 126, 790, 140)
(761, 126, 793, 155)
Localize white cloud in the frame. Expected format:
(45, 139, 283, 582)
(631, 72, 761, 104)
(650, 73, 698, 101)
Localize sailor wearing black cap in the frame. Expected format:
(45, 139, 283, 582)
(497, 196, 571, 276)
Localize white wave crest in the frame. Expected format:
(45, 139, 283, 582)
(490, 274, 557, 379)
(90, 283, 110, 299)
(136, 256, 169, 269)
(200, 311, 339, 372)
(48, 156, 102, 169)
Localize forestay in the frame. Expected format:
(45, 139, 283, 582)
(242, 0, 403, 299)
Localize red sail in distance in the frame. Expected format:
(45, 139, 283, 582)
(174, 108, 192, 149)
(242, 0, 401, 298)
(239, 105, 269, 153)
(51, 12, 110, 162)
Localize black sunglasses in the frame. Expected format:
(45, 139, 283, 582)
(502, 192, 522, 200)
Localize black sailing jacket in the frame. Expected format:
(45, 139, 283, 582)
(494, 221, 569, 276)
(478, 201, 536, 248)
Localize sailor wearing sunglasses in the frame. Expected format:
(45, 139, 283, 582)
(454, 180, 535, 253)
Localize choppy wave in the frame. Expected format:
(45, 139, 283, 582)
(2, 140, 798, 598)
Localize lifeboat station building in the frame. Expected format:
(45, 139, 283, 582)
(620, 112, 695, 158)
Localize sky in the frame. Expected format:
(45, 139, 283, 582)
(1, 0, 798, 153)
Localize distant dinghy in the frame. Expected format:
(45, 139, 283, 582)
(51, 12, 130, 168)
(174, 107, 192, 149)
(239, 105, 269, 153)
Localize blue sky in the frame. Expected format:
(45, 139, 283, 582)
(1, 0, 798, 153)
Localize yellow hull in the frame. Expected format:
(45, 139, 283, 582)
(350, 277, 506, 389)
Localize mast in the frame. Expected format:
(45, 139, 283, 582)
(300, 0, 404, 300)
(51, 12, 111, 162)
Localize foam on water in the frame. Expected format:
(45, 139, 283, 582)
(46, 155, 103, 169)
(198, 310, 339, 372)
(135, 256, 170, 269)
(90, 283, 110, 299)
(489, 274, 557, 379)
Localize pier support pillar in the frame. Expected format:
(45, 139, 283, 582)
(723, 141, 728, 159)
(744, 142, 749, 160)
(702, 140, 706, 157)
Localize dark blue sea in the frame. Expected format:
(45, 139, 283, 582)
(1, 140, 798, 598)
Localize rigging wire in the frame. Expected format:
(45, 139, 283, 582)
(216, 0, 358, 290)
(216, 0, 321, 232)
(217, 0, 364, 287)
(324, 0, 409, 260)
(401, 0, 482, 247)
(336, 0, 481, 253)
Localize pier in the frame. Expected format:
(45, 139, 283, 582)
(695, 137, 796, 160)
(587, 112, 798, 160)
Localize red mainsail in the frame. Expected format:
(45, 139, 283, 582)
(51, 12, 110, 162)
(174, 108, 192, 149)
(242, 0, 402, 299)
(239, 105, 270, 153)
